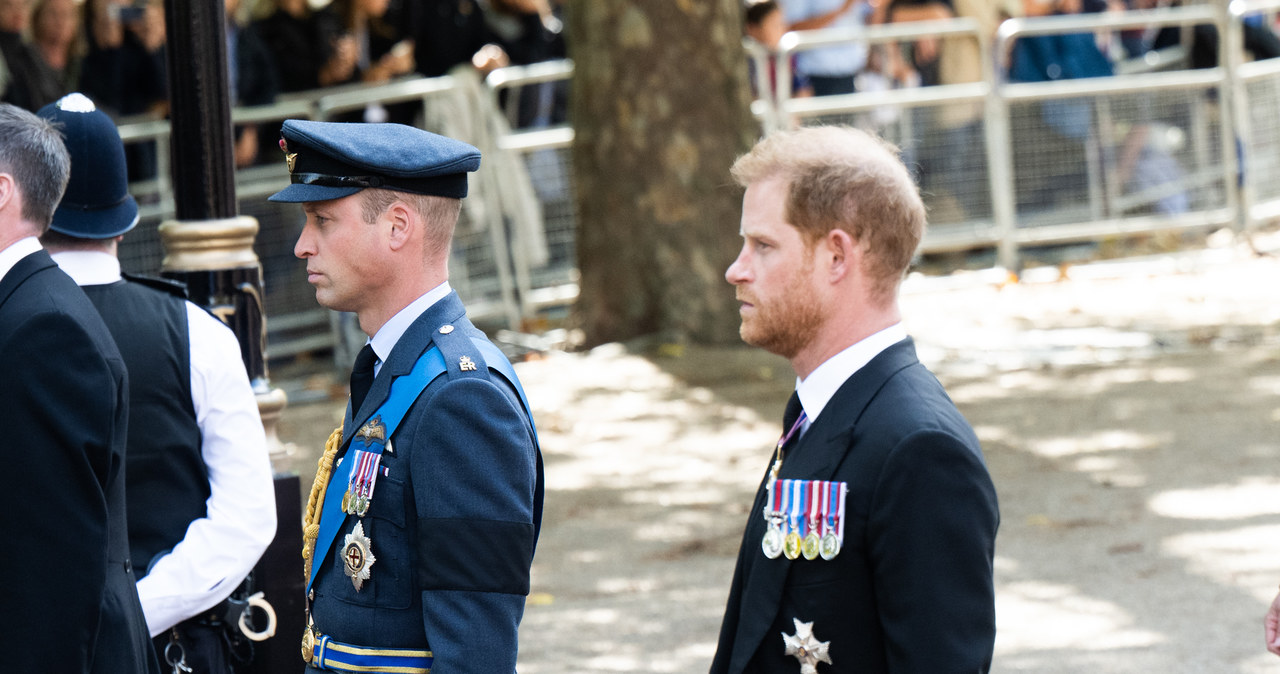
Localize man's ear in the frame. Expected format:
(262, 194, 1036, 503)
(824, 228, 858, 283)
(384, 200, 415, 251)
(0, 173, 14, 214)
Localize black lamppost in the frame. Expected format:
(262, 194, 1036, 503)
(158, 1, 300, 670)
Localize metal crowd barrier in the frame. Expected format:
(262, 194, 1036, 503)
(114, 4, 1280, 360)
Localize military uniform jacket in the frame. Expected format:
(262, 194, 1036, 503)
(0, 250, 159, 673)
(311, 291, 542, 673)
(711, 338, 999, 673)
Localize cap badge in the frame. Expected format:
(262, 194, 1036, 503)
(279, 138, 298, 173)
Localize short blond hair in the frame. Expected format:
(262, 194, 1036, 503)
(360, 188, 461, 259)
(731, 126, 925, 299)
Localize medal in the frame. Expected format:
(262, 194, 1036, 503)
(820, 481, 847, 561)
(762, 478, 786, 558)
(802, 480, 822, 560)
(343, 450, 383, 516)
(762, 521, 785, 559)
(782, 479, 802, 560)
(782, 618, 833, 674)
(342, 521, 376, 591)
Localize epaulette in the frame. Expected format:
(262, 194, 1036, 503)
(431, 321, 489, 380)
(122, 272, 189, 300)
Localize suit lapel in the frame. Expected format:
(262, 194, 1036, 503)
(728, 338, 921, 672)
(343, 291, 468, 445)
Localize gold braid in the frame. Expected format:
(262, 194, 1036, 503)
(302, 426, 344, 582)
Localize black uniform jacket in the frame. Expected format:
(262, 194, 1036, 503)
(0, 249, 158, 673)
(711, 338, 999, 674)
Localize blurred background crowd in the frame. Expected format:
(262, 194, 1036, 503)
(0, 0, 568, 176)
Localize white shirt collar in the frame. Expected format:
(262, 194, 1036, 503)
(49, 250, 123, 286)
(368, 281, 452, 373)
(0, 236, 42, 282)
(796, 323, 907, 423)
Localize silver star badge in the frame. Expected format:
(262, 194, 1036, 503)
(782, 618, 832, 674)
(342, 521, 376, 591)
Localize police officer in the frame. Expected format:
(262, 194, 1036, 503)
(270, 119, 543, 674)
(38, 93, 277, 674)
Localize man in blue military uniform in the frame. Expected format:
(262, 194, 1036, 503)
(270, 119, 543, 673)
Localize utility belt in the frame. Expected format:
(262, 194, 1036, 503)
(159, 575, 277, 674)
(307, 629, 432, 673)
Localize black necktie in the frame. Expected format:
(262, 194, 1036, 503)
(349, 344, 376, 414)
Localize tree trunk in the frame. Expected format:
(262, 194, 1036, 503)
(567, 0, 757, 347)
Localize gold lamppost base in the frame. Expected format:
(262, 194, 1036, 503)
(159, 215, 292, 472)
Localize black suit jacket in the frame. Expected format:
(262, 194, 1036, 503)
(711, 338, 999, 673)
(0, 249, 158, 673)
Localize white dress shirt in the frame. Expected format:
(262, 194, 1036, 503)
(796, 323, 908, 426)
(365, 281, 453, 377)
(52, 250, 278, 636)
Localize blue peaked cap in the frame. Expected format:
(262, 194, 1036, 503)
(268, 120, 481, 203)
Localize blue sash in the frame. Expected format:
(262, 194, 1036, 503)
(308, 338, 537, 593)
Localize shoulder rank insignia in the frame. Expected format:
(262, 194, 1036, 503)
(459, 355, 477, 372)
(356, 416, 387, 445)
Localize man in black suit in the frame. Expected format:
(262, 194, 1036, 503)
(0, 102, 159, 673)
(711, 125, 999, 673)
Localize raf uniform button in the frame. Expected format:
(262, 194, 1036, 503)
(124, 559, 132, 573)
(439, 324, 454, 334)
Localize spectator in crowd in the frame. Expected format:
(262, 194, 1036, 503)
(317, 0, 414, 86)
(29, 0, 82, 99)
(1011, 0, 1189, 216)
(745, 0, 812, 100)
(225, 0, 277, 167)
(1127, 0, 1280, 68)
(880, 0, 1000, 220)
(484, 0, 566, 128)
(80, 0, 166, 119)
(252, 0, 356, 93)
(400, 0, 506, 80)
(1007, 0, 1112, 211)
(80, 0, 167, 181)
(0, 0, 63, 110)
(316, 0, 414, 123)
(782, 0, 872, 96)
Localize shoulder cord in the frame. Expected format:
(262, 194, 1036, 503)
(302, 426, 344, 582)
